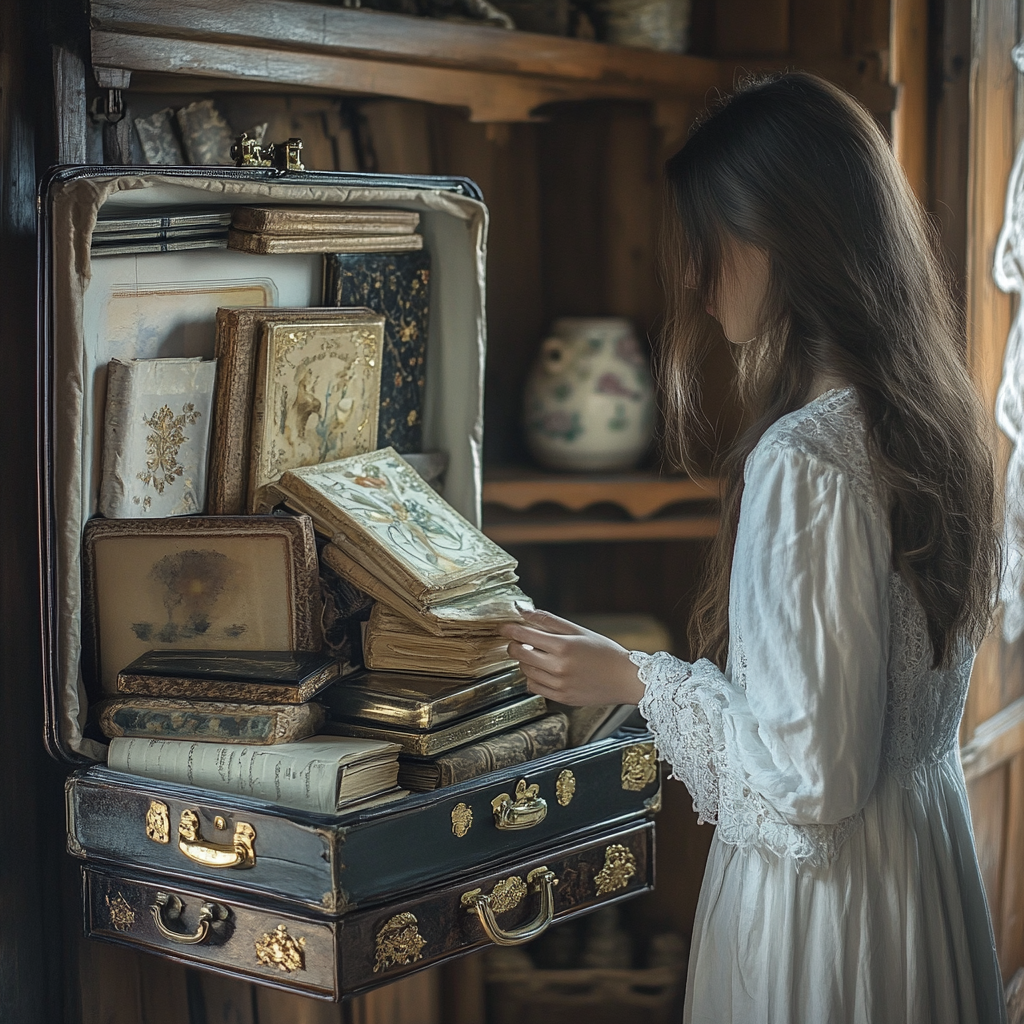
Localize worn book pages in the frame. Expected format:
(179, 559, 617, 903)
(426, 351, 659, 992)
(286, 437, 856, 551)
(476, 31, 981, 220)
(99, 357, 217, 518)
(279, 448, 517, 605)
(363, 602, 517, 678)
(106, 735, 401, 813)
(227, 228, 424, 255)
(322, 541, 530, 636)
(398, 713, 568, 791)
(247, 313, 385, 511)
(325, 694, 547, 757)
(232, 206, 419, 235)
(97, 696, 325, 744)
(208, 306, 370, 515)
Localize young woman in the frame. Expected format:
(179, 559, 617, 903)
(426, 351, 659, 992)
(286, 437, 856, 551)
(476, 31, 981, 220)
(499, 73, 1007, 1024)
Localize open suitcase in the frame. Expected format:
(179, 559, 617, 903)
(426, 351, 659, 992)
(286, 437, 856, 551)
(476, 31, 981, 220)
(38, 163, 659, 999)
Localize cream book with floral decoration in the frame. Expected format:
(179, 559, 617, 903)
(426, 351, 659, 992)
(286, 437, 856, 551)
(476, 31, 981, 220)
(99, 357, 217, 518)
(278, 448, 518, 605)
(247, 314, 385, 511)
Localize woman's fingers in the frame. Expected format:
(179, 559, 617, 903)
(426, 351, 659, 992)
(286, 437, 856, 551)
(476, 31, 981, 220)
(518, 608, 586, 635)
(506, 639, 558, 671)
(499, 622, 569, 652)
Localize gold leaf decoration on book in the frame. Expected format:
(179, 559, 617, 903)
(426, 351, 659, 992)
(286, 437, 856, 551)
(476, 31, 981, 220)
(621, 743, 658, 791)
(374, 913, 426, 973)
(451, 802, 473, 838)
(106, 892, 136, 932)
(594, 844, 637, 896)
(145, 800, 170, 844)
(255, 924, 306, 973)
(138, 403, 201, 494)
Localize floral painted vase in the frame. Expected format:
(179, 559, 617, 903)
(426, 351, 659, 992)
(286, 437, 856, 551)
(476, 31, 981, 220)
(523, 317, 655, 472)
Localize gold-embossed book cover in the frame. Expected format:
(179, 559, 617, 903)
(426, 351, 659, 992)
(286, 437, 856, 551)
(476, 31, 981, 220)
(247, 313, 385, 510)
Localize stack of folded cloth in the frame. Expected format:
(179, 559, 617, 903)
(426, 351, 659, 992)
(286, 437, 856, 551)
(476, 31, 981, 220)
(91, 208, 232, 257)
(227, 205, 425, 255)
(96, 649, 406, 814)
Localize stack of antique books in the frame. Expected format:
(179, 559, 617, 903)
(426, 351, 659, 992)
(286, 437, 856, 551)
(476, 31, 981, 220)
(91, 208, 232, 256)
(227, 205, 424, 255)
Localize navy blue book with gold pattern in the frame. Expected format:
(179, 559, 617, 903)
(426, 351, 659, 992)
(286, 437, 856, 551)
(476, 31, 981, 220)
(322, 249, 431, 453)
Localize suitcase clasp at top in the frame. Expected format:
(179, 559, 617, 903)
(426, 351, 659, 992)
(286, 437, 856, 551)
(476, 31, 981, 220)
(232, 133, 306, 173)
(176, 809, 257, 870)
(491, 778, 548, 831)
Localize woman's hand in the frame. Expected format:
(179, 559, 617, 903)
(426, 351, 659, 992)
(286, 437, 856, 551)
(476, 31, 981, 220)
(498, 609, 645, 707)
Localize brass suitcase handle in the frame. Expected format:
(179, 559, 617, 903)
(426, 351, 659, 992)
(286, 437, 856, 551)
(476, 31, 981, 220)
(177, 809, 256, 869)
(150, 892, 228, 945)
(462, 867, 559, 946)
(491, 779, 547, 831)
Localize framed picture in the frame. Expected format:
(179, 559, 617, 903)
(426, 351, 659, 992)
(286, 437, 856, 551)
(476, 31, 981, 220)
(82, 515, 322, 694)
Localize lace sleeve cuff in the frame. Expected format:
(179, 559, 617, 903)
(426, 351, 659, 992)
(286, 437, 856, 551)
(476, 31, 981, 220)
(631, 650, 862, 869)
(631, 650, 724, 826)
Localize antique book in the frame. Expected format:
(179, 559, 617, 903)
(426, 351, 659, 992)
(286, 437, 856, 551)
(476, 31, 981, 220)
(397, 713, 569, 791)
(91, 237, 229, 258)
(106, 734, 402, 814)
(321, 542, 530, 637)
(247, 313, 386, 510)
(98, 357, 217, 518)
(325, 693, 547, 757)
(227, 228, 423, 255)
(362, 602, 517, 678)
(319, 665, 528, 732)
(323, 249, 431, 452)
(232, 205, 419, 236)
(93, 209, 232, 239)
(115, 650, 343, 704)
(83, 516, 323, 693)
(96, 695, 326, 744)
(549, 703, 640, 746)
(277, 448, 518, 607)
(208, 306, 372, 515)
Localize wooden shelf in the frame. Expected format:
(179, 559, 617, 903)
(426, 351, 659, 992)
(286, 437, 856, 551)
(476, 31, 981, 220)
(89, 0, 893, 122)
(482, 469, 720, 543)
(91, 0, 726, 122)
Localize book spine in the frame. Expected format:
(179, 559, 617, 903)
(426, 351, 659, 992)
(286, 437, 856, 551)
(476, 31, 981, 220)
(208, 310, 249, 514)
(107, 737, 343, 813)
(436, 714, 569, 788)
(98, 360, 136, 518)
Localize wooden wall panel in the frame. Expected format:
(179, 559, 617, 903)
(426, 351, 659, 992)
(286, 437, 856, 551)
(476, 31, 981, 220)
(714, 0, 790, 56)
(891, 0, 929, 198)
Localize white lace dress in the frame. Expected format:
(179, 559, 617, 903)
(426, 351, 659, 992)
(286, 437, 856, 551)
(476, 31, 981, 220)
(634, 389, 1006, 1024)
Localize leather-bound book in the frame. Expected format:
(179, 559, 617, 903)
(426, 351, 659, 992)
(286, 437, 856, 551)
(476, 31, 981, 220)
(96, 696, 326, 745)
(323, 249, 431, 452)
(397, 713, 569, 792)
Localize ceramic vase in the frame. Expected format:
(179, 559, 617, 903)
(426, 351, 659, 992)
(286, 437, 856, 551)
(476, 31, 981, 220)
(523, 317, 654, 472)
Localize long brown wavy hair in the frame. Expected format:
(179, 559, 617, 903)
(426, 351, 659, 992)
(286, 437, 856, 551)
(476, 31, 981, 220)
(660, 72, 997, 671)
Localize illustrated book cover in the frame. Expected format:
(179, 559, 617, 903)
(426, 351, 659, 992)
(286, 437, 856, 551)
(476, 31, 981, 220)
(115, 649, 342, 704)
(398, 712, 568, 791)
(232, 206, 419, 236)
(96, 695, 326, 744)
(324, 693, 547, 757)
(83, 515, 323, 693)
(362, 602, 517, 678)
(247, 312, 386, 510)
(106, 734, 401, 814)
(277, 448, 518, 606)
(208, 306, 372, 515)
(319, 665, 528, 732)
(323, 249, 431, 452)
(99, 357, 217, 518)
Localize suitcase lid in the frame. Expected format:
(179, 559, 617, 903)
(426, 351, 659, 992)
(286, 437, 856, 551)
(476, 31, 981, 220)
(38, 165, 488, 764)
